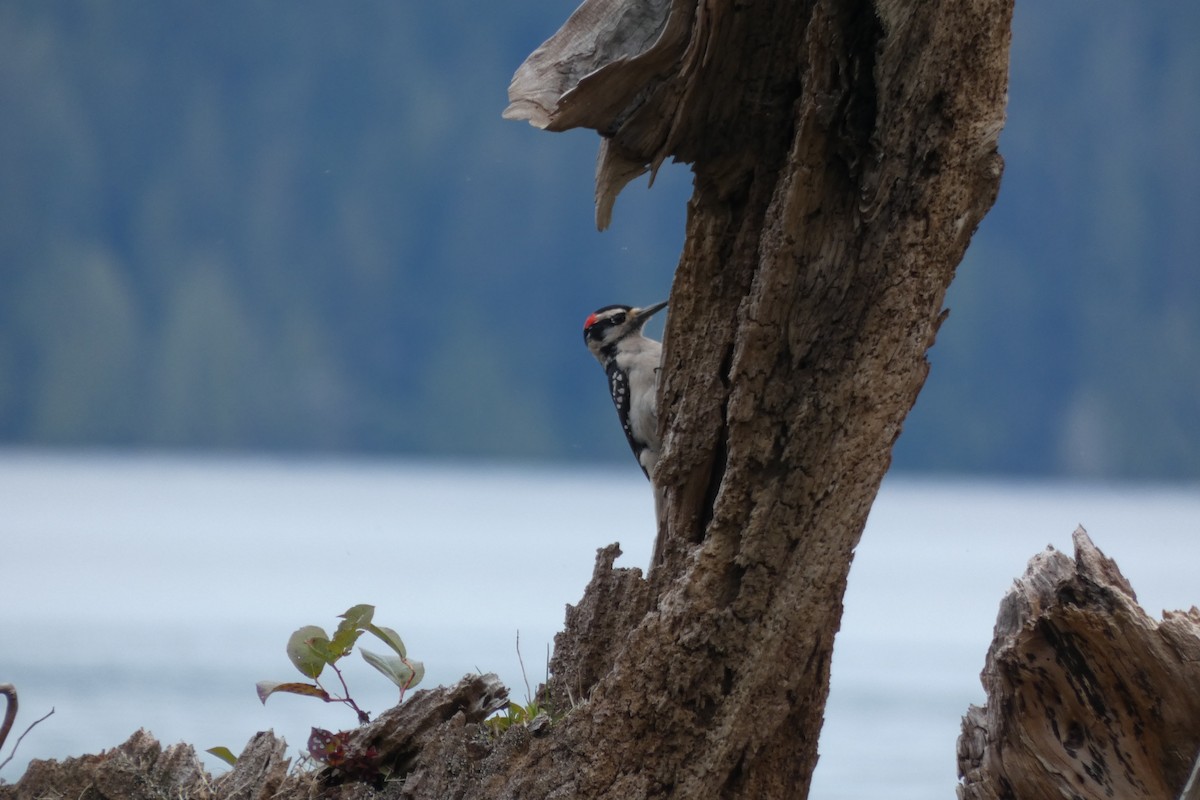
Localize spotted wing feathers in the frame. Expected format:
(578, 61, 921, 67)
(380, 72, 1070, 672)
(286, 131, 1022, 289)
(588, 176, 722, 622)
(606, 361, 649, 478)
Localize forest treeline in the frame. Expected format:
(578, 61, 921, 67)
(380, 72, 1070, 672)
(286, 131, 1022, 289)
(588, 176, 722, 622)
(1, 2, 1197, 478)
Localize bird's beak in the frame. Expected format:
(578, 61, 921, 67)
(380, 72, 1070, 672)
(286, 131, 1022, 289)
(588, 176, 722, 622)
(631, 300, 669, 327)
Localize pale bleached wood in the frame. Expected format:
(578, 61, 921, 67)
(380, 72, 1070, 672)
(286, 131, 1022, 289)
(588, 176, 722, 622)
(958, 528, 1200, 800)
(502, 0, 681, 132)
(504, 0, 695, 228)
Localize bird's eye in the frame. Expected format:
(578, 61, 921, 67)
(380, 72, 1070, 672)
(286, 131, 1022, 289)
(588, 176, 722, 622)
(611, 312, 627, 324)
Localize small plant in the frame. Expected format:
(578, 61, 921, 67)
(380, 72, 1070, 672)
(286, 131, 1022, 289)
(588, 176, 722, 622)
(208, 604, 422, 772)
(484, 632, 555, 736)
(255, 603, 424, 722)
(484, 697, 547, 735)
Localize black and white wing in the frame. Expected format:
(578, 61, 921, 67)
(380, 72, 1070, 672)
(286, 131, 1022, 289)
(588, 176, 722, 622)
(605, 360, 649, 477)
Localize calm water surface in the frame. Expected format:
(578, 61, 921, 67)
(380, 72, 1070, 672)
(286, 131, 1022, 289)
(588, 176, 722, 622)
(1, 450, 1197, 798)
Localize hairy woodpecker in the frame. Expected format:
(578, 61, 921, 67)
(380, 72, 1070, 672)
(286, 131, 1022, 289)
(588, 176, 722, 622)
(583, 301, 668, 481)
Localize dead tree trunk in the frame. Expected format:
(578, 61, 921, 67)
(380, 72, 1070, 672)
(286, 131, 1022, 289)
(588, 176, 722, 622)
(958, 528, 1200, 800)
(500, 0, 1013, 797)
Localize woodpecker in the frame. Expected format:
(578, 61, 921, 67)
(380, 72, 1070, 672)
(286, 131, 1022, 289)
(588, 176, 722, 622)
(583, 301, 668, 481)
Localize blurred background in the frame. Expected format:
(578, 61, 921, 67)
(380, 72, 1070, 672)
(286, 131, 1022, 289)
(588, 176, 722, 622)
(1, 1, 1197, 479)
(1, 2, 1198, 797)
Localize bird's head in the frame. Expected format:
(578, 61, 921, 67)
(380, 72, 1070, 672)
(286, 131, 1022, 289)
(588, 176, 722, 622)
(583, 301, 668, 361)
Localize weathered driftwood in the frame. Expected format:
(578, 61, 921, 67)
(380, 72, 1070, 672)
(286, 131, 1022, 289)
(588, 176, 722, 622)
(0, 729, 213, 800)
(0, 685, 16, 757)
(219, 730, 290, 800)
(503, 0, 692, 228)
(328, 671, 508, 782)
(0, 674, 509, 800)
(958, 528, 1200, 800)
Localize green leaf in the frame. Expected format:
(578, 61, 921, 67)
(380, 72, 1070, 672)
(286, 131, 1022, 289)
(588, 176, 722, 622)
(484, 714, 512, 735)
(329, 622, 364, 658)
(361, 648, 424, 692)
(287, 625, 331, 679)
(328, 604, 374, 657)
(365, 623, 406, 658)
(206, 746, 238, 766)
(256, 680, 332, 704)
(339, 604, 375, 628)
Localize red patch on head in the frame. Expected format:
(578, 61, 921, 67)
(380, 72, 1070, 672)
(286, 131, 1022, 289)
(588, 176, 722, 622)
(584, 312, 598, 330)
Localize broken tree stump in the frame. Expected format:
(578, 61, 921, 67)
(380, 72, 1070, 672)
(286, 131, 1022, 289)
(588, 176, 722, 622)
(958, 527, 1200, 800)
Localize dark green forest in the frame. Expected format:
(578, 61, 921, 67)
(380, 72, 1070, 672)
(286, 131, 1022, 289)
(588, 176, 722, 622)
(1, 2, 1197, 478)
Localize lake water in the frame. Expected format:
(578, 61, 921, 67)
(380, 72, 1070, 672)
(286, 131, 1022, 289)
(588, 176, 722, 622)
(0, 450, 1197, 797)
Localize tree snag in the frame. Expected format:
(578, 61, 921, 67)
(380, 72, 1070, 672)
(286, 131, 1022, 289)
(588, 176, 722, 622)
(958, 528, 1200, 800)
(505, 0, 1011, 798)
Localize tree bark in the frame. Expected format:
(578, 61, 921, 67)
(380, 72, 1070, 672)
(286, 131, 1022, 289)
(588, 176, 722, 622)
(502, 0, 1012, 797)
(958, 528, 1200, 800)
